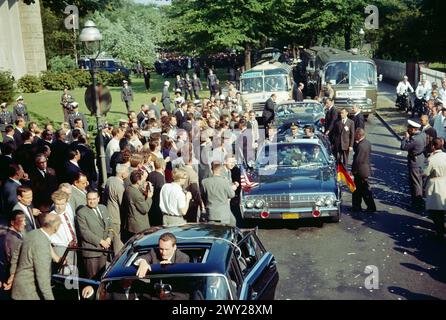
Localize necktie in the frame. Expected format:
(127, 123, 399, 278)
(94, 207, 105, 226)
(41, 170, 46, 178)
(27, 206, 36, 229)
(63, 212, 77, 247)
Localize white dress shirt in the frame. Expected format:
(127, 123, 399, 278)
(49, 211, 76, 247)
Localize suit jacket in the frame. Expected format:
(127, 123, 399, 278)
(49, 139, 70, 177)
(139, 248, 190, 265)
(333, 118, 355, 151)
(75, 143, 97, 183)
(104, 176, 125, 226)
(76, 204, 114, 258)
(175, 109, 186, 129)
(12, 202, 38, 233)
(14, 143, 37, 174)
(11, 229, 54, 300)
(3, 228, 24, 277)
(161, 87, 171, 111)
(352, 139, 372, 178)
(68, 112, 88, 132)
(0, 154, 14, 182)
(3, 135, 16, 151)
(13, 128, 24, 147)
(1, 178, 21, 215)
(262, 98, 275, 123)
(70, 186, 87, 214)
(29, 167, 58, 213)
(122, 185, 152, 234)
(201, 175, 235, 223)
(353, 112, 365, 130)
(64, 161, 82, 184)
(324, 106, 338, 135)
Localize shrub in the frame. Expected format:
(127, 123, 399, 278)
(0, 71, 15, 103)
(41, 72, 77, 90)
(48, 55, 77, 73)
(71, 69, 91, 87)
(17, 74, 43, 93)
(108, 71, 129, 87)
(97, 70, 112, 85)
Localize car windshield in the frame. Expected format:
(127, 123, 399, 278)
(276, 102, 323, 118)
(257, 143, 328, 168)
(351, 62, 376, 86)
(100, 275, 230, 300)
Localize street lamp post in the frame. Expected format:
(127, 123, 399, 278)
(359, 28, 365, 53)
(79, 20, 108, 191)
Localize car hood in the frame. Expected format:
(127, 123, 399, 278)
(246, 166, 337, 196)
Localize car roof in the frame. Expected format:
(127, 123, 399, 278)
(103, 224, 241, 280)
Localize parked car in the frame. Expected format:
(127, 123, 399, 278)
(240, 140, 342, 223)
(78, 57, 131, 77)
(51, 224, 279, 300)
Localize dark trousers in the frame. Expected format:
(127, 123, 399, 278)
(84, 255, 107, 279)
(185, 182, 202, 223)
(336, 148, 350, 167)
(408, 165, 424, 205)
(193, 89, 200, 100)
(429, 210, 445, 237)
(352, 175, 376, 211)
(185, 89, 193, 100)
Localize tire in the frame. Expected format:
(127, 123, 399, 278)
(330, 211, 340, 223)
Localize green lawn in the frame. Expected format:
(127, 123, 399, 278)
(21, 68, 229, 132)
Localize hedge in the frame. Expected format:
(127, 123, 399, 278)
(18, 74, 43, 93)
(41, 71, 77, 90)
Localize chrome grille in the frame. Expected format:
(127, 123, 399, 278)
(249, 193, 329, 209)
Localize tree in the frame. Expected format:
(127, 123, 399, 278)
(168, 0, 274, 70)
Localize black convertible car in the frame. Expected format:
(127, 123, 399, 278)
(51, 224, 279, 300)
(241, 139, 341, 223)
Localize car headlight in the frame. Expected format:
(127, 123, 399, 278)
(245, 200, 254, 209)
(315, 196, 324, 206)
(254, 199, 265, 208)
(324, 196, 335, 207)
(367, 98, 373, 105)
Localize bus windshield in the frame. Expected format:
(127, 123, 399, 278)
(264, 75, 288, 92)
(325, 61, 376, 86)
(241, 78, 263, 93)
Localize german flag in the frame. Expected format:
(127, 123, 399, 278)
(337, 163, 356, 193)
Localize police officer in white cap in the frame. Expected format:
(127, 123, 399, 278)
(401, 119, 427, 209)
(13, 96, 30, 122)
(121, 80, 133, 114)
(161, 80, 172, 112)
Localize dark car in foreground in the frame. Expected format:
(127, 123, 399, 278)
(241, 139, 341, 223)
(51, 224, 279, 300)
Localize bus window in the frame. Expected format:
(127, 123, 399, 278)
(241, 78, 263, 93)
(264, 76, 287, 92)
(325, 62, 349, 85)
(351, 62, 375, 86)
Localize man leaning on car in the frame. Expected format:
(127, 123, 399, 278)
(134, 233, 190, 278)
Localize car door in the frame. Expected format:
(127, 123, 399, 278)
(236, 232, 279, 300)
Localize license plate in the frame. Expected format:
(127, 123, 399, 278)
(282, 213, 300, 219)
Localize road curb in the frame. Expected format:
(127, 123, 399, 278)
(374, 112, 403, 141)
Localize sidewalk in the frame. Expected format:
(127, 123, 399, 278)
(375, 82, 410, 138)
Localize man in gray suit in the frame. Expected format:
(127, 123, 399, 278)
(70, 172, 88, 214)
(122, 170, 153, 242)
(76, 190, 114, 279)
(11, 213, 62, 300)
(201, 161, 236, 226)
(103, 163, 128, 254)
(161, 81, 172, 112)
(2, 210, 26, 292)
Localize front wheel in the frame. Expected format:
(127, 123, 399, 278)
(330, 213, 340, 223)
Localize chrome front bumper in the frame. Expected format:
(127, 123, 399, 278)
(241, 205, 340, 220)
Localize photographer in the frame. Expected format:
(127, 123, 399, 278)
(122, 170, 153, 242)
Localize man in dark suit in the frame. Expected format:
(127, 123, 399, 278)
(143, 68, 151, 92)
(351, 128, 376, 213)
(12, 186, 40, 234)
(76, 190, 114, 279)
(324, 98, 338, 146)
(64, 149, 82, 184)
(333, 108, 355, 166)
(0, 143, 15, 183)
(262, 94, 277, 136)
(29, 154, 58, 213)
(137, 104, 149, 127)
(49, 129, 70, 178)
(293, 82, 305, 102)
(1, 164, 26, 216)
(175, 102, 187, 129)
(13, 118, 26, 148)
(76, 136, 97, 186)
(135, 232, 190, 278)
(11, 213, 61, 300)
(351, 105, 365, 130)
(3, 125, 16, 151)
(13, 130, 36, 174)
(122, 171, 153, 242)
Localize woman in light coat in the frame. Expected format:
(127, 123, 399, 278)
(423, 138, 446, 240)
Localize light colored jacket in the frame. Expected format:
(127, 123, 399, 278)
(423, 150, 446, 211)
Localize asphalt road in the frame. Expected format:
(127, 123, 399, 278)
(255, 113, 446, 300)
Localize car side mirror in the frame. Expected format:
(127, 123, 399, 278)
(378, 74, 383, 82)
